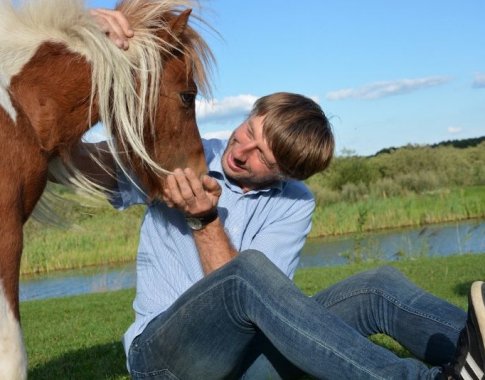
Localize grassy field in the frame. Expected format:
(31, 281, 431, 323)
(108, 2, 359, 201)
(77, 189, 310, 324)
(21, 185, 485, 275)
(22, 253, 485, 379)
(311, 186, 485, 237)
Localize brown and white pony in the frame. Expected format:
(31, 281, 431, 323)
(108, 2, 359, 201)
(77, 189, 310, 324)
(0, 0, 213, 378)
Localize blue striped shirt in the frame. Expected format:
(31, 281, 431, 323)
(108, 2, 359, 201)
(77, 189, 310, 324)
(111, 138, 315, 357)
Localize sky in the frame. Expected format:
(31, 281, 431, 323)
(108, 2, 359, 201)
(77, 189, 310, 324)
(86, 0, 485, 156)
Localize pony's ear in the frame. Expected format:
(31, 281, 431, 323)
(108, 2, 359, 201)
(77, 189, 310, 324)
(169, 9, 192, 38)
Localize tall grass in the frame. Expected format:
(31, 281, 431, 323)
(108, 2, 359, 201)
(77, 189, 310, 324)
(21, 185, 484, 275)
(310, 186, 484, 237)
(22, 202, 144, 275)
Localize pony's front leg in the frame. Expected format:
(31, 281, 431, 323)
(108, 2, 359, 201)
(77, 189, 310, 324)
(0, 202, 27, 380)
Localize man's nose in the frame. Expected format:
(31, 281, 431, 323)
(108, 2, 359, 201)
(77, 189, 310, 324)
(233, 141, 257, 160)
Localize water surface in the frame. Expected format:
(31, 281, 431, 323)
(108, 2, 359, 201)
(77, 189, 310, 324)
(20, 220, 484, 301)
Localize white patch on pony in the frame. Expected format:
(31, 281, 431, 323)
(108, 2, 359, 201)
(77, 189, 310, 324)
(0, 284, 27, 380)
(0, 73, 17, 122)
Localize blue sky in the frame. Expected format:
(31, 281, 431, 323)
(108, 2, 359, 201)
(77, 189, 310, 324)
(87, 0, 485, 155)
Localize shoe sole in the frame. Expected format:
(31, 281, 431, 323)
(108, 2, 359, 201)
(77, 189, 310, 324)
(471, 281, 485, 350)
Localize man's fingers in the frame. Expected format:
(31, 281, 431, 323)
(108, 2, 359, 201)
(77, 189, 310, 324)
(184, 168, 205, 198)
(165, 174, 184, 206)
(202, 175, 221, 196)
(94, 9, 134, 37)
(173, 169, 197, 206)
(89, 9, 133, 49)
(164, 169, 220, 215)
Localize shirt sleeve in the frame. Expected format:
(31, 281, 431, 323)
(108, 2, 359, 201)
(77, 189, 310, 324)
(109, 167, 149, 210)
(248, 186, 315, 279)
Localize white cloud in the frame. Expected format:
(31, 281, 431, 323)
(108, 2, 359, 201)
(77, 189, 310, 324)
(447, 126, 463, 134)
(196, 94, 258, 123)
(202, 130, 233, 140)
(326, 76, 451, 101)
(472, 73, 485, 88)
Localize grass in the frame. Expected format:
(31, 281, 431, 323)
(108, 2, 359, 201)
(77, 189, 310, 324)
(21, 185, 485, 275)
(22, 202, 144, 275)
(22, 253, 485, 379)
(310, 186, 485, 237)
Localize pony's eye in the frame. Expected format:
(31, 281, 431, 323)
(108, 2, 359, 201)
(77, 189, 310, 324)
(180, 92, 196, 107)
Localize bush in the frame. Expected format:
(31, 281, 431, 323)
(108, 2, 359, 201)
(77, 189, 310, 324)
(341, 182, 368, 202)
(394, 171, 441, 194)
(311, 186, 341, 206)
(305, 138, 485, 201)
(370, 178, 404, 198)
(327, 156, 378, 190)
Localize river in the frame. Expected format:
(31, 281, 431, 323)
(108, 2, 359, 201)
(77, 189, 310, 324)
(20, 220, 484, 301)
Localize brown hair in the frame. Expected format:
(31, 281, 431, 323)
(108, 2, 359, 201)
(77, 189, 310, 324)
(250, 92, 334, 180)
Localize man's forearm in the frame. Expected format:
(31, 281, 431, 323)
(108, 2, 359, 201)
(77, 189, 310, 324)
(192, 217, 237, 274)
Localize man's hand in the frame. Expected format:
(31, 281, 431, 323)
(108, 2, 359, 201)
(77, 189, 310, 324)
(163, 168, 222, 217)
(165, 168, 234, 274)
(89, 8, 134, 50)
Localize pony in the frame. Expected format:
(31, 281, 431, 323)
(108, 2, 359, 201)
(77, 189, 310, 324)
(0, 0, 214, 378)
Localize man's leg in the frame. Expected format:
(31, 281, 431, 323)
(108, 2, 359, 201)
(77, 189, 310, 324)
(311, 266, 467, 366)
(240, 334, 304, 380)
(129, 251, 442, 379)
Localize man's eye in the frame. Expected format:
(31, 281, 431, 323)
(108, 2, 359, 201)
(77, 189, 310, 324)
(258, 152, 268, 166)
(180, 92, 196, 107)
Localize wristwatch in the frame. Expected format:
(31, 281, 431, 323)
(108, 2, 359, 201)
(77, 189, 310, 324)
(185, 209, 218, 231)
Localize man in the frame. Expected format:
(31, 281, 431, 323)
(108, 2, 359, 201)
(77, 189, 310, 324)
(85, 9, 485, 380)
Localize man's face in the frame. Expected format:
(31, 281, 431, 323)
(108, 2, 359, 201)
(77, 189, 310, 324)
(222, 115, 281, 192)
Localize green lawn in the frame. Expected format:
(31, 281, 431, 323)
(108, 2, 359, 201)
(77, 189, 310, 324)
(22, 253, 485, 379)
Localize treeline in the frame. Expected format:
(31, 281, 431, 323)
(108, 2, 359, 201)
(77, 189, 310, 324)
(374, 136, 485, 155)
(305, 138, 485, 206)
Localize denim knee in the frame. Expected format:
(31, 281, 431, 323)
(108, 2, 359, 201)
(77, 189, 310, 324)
(364, 265, 401, 283)
(221, 249, 282, 284)
(230, 250, 270, 273)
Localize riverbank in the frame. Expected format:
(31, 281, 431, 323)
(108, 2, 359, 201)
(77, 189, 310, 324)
(22, 253, 485, 379)
(21, 185, 484, 275)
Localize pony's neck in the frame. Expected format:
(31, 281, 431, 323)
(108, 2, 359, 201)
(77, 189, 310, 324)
(9, 42, 98, 158)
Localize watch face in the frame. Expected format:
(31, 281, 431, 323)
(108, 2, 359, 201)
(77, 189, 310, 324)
(186, 217, 203, 230)
(185, 210, 218, 231)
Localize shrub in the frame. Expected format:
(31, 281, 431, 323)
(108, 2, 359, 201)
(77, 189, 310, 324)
(395, 171, 440, 193)
(341, 182, 368, 202)
(370, 178, 404, 198)
(311, 186, 341, 206)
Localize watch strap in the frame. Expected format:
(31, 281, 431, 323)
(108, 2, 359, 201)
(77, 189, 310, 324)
(186, 209, 218, 230)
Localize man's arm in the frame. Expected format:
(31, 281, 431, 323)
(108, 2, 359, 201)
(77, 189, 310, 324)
(163, 168, 237, 274)
(192, 218, 237, 274)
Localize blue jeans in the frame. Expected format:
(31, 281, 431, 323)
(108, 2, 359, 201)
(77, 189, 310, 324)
(128, 250, 466, 379)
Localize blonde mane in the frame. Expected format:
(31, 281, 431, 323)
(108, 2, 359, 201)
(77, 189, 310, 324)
(0, 0, 213, 200)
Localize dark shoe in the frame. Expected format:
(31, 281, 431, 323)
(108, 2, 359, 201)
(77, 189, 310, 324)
(443, 281, 485, 379)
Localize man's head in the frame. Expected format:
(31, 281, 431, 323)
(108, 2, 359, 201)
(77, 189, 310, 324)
(221, 92, 334, 192)
(251, 92, 334, 180)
